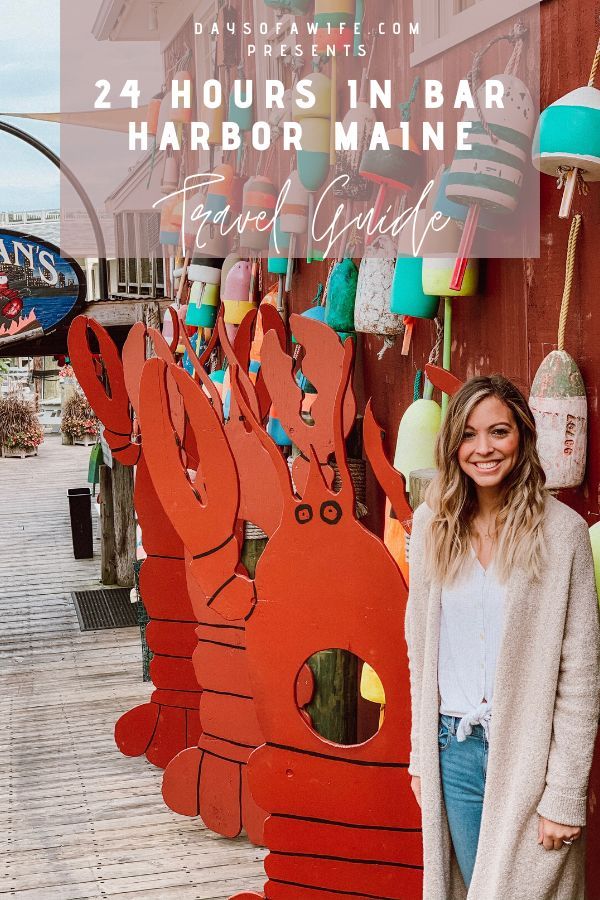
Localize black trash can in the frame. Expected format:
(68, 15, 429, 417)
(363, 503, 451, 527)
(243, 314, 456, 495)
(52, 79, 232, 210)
(68, 487, 94, 559)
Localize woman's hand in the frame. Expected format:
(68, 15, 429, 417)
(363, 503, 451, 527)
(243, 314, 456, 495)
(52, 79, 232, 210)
(537, 816, 582, 851)
(411, 775, 422, 809)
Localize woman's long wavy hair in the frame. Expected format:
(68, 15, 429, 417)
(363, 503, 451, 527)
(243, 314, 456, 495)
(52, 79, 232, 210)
(424, 375, 548, 584)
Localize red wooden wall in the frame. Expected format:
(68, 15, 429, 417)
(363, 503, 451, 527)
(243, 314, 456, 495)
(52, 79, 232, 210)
(256, 0, 600, 885)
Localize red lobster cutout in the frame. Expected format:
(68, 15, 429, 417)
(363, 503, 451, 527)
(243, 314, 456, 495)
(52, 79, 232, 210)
(140, 332, 424, 898)
(68, 316, 202, 768)
(143, 306, 313, 844)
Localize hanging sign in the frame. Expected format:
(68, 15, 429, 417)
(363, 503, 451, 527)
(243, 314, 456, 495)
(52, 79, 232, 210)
(0, 229, 86, 348)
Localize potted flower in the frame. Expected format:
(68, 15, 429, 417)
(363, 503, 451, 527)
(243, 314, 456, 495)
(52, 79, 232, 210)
(0, 392, 44, 458)
(61, 391, 99, 446)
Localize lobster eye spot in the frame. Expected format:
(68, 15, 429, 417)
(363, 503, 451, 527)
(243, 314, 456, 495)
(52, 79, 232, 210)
(320, 500, 342, 525)
(295, 504, 313, 525)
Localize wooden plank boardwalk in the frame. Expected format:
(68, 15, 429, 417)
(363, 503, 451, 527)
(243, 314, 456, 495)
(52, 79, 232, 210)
(0, 434, 266, 899)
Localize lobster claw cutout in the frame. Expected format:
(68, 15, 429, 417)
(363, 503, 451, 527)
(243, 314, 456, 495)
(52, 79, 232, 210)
(425, 362, 464, 397)
(68, 316, 202, 770)
(218, 315, 286, 537)
(140, 357, 267, 844)
(67, 315, 140, 465)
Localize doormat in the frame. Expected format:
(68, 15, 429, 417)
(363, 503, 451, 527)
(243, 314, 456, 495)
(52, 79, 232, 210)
(72, 588, 137, 631)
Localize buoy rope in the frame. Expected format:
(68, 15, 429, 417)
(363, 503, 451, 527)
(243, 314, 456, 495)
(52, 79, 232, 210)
(413, 369, 423, 402)
(469, 22, 528, 145)
(427, 317, 444, 368)
(588, 33, 600, 87)
(557, 214, 582, 351)
(398, 77, 421, 122)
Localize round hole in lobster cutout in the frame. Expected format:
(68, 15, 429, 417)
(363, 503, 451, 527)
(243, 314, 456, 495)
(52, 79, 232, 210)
(296, 650, 384, 746)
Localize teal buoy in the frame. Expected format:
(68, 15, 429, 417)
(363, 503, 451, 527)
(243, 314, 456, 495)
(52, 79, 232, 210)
(325, 259, 358, 333)
(390, 257, 439, 319)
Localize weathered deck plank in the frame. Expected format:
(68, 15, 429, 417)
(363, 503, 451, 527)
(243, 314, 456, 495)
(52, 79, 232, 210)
(0, 434, 265, 898)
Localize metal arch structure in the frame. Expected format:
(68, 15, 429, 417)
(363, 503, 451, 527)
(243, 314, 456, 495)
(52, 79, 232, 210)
(0, 119, 109, 299)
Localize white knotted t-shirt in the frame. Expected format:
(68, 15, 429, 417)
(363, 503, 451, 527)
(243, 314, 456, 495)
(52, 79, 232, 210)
(438, 549, 506, 742)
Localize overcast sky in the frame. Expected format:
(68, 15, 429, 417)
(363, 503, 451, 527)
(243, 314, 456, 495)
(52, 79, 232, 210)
(0, 1, 161, 213)
(0, 1, 60, 210)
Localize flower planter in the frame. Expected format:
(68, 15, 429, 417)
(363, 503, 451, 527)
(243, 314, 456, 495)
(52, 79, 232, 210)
(2, 445, 38, 459)
(73, 434, 95, 447)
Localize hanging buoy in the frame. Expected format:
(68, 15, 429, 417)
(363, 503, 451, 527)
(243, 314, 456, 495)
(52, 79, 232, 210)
(268, 218, 291, 309)
(314, 0, 354, 52)
(220, 253, 241, 299)
(241, 176, 277, 252)
(265, 0, 310, 11)
(204, 163, 235, 224)
(334, 77, 376, 201)
(325, 258, 358, 333)
(447, 41, 534, 289)
(159, 196, 182, 248)
(532, 34, 600, 218)
(185, 257, 224, 330)
(390, 257, 438, 319)
(268, 218, 290, 276)
(446, 74, 534, 215)
(280, 170, 309, 291)
(354, 250, 405, 348)
(529, 215, 587, 489)
(393, 398, 442, 481)
(229, 77, 254, 170)
(293, 72, 331, 262)
(359, 134, 421, 246)
(422, 257, 479, 418)
(223, 260, 254, 343)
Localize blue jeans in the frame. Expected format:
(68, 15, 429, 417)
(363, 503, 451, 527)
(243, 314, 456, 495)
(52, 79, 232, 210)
(438, 713, 489, 889)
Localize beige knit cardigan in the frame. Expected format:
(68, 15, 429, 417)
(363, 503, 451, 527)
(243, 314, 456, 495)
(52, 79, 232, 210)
(405, 495, 600, 900)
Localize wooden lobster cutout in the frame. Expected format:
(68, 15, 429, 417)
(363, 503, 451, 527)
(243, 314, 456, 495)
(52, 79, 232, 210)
(138, 305, 316, 844)
(68, 316, 203, 769)
(139, 330, 424, 898)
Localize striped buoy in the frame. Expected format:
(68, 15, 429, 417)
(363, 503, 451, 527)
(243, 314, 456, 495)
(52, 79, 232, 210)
(529, 215, 587, 489)
(241, 176, 277, 252)
(533, 85, 600, 184)
(314, 0, 355, 53)
(446, 74, 534, 215)
(446, 27, 533, 290)
(185, 257, 224, 330)
(281, 170, 309, 290)
(360, 134, 422, 247)
(204, 164, 234, 224)
(532, 34, 600, 217)
(293, 72, 332, 261)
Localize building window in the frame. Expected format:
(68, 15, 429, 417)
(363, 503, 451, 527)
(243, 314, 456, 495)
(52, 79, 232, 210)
(115, 211, 164, 297)
(411, 0, 540, 65)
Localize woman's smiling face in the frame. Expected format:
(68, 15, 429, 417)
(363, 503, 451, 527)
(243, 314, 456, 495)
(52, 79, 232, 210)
(457, 396, 520, 491)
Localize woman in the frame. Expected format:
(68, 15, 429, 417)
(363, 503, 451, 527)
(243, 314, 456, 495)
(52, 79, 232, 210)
(405, 375, 600, 899)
